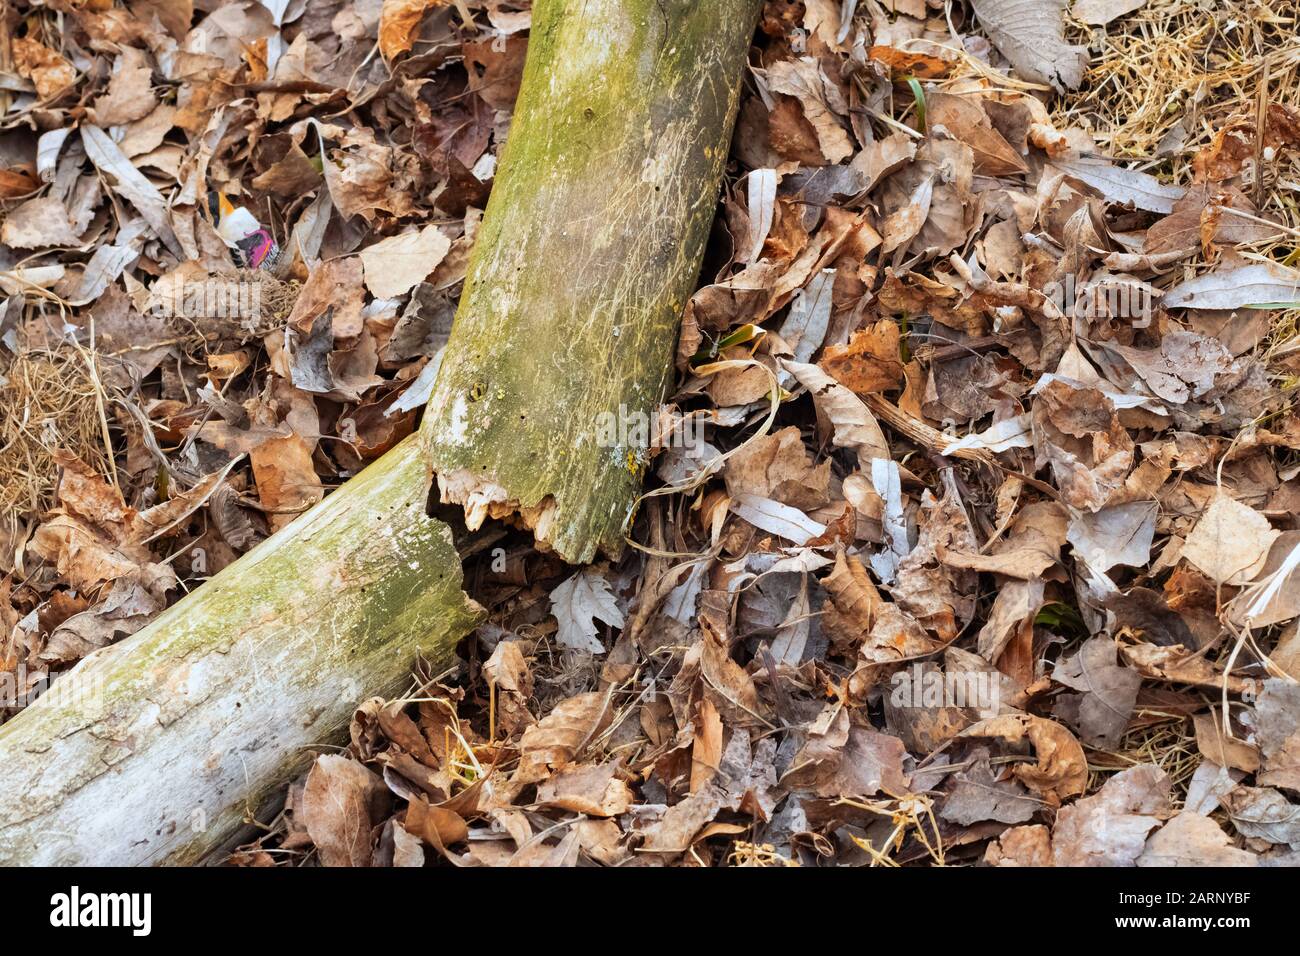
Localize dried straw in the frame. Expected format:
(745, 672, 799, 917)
(0, 348, 114, 521)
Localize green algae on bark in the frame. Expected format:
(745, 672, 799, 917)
(424, 0, 763, 564)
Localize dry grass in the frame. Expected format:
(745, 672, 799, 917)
(0, 348, 115, 521)
(1088, 714, 1202, 798)
(1062, 1, 1300, 158)
(1059, 0, 1300, 253)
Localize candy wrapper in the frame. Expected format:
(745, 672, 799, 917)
(208, 191, 288, 274)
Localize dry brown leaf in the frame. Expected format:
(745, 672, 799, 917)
(483, 640, 534, 736)
(723, 425, 830, 510)
(249, 434, 325, 533)
(302, 755, 389, 867)
(784, 360, 890, 468)
(535, 762, 634, 817)
(1221, 786, 1300, 847)
(765, 58, 853, 164)
(359, 225, 452, 301)
(1051, 636, 1141, 749)
(961, 713, 1088, 803)
(780, 706, 910, 799)
(90, 48, 157, 126)
(821, 321, 905, 396)
(1051, 764, 1172, 866)
(984, 824, 1053, 866)
(403, 795, 470, 852)
(513, 691, 613, 784)
(928, 93, 1028, 176)
(12, 36, 76, 99)
(690, 698, 723, 794)
(378, 0, 449, 61)
(1120, 643, 1253, 694)
(1137, 812, 1257, 867)
(819, 550, 881, 654)
(1180, 493, 1278, 585)
(697, 622, 764, 727)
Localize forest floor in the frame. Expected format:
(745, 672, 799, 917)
(2, 0, 1300, 866)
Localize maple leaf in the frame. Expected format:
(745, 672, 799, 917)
(548, 568, 625, 654)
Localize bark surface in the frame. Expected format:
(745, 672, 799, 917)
(424, 0, 762, 562)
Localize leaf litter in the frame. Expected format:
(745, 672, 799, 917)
(2, 0, 1300, 868)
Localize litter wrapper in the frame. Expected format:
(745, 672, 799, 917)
(208, 191, 287, 274)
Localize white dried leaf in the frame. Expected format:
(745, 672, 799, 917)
(360, 224, 452, 300)
(549, 568, 625, 655)
(1054, 158, 1185, 214)
(730, 493, 827, 545)
(1067, 501, 1157, 573)
(1163, 262, 1300, 310)
(971, 0, 1089, 92)
(1072, 0, 1147, 26)
(941, 414, 1034, 456)
(1181, 493, 1279, 585)
(777, 269, 834, 365)
(81, 124, 182, 257)
(745, 168, 777, 263)
(871, 457, 910, 584)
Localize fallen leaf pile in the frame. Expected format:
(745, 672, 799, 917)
(3, 0, 1300, 867)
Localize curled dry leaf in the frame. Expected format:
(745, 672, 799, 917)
(961, 713, 1088, 803)
(784, 360, 890, 468)
(984, 824, 1053, 866)
(483, 640, 534, 736)
(696, 622, 764, 727)
(765, 58, 854, 164)
(1120, 642, 1254, 695)
(513, 692, 614, 785)
(723, 425, 830, 509)
(927, 93, 1028, 176)
(378, 0, 450, 61)
(819, 550, 881, 654)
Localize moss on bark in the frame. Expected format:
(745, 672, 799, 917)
(424, 0, 762, 563)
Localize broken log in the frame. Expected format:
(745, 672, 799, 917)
(0, 435, 483, 865)
(425, 0, 762, 562)
(0, 0, 761, 864)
